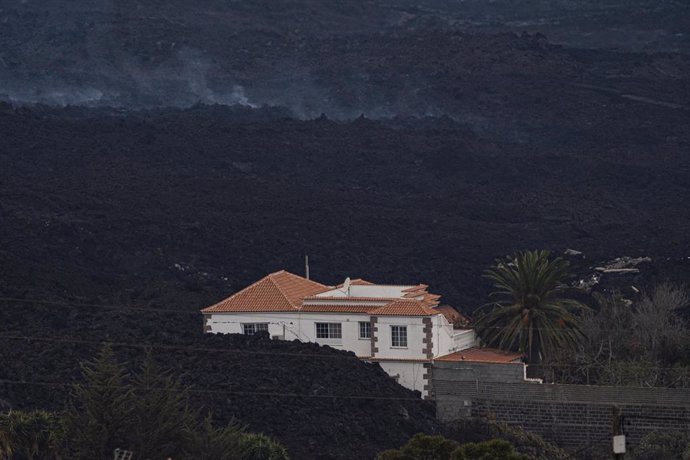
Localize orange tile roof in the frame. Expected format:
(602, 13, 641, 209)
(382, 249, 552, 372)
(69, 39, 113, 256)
(335, 278, 374, 287)
(351, 279, 374, 285)
(299, 305, 375, 313)
(402, 284, 428, 292)
(370, 299, 440, 316)
(303, 296, 397, 302)
(202, 271, 446, 317)
(434, 305, 471, 327)
(435, 347, 523, 364)
(201, 270, 328, 313)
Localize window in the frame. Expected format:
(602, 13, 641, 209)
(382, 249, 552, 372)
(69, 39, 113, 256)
(391, 325, 407, 347)
(315, 322, 342, 339)
(359, 321, 371, 339)
(243, 323, 269, 335)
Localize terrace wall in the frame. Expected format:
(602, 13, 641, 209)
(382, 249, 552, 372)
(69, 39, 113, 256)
(434, 361, 690, 456)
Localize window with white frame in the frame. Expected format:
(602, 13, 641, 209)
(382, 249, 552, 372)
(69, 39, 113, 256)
(242, 323, 269, 335)
(359, 321, 371, 339)
(315, 322, 342, 339)
(391, 325, 408, 347)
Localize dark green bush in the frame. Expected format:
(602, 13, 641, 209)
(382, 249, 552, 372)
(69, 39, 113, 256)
(451, 439, 528, 460)
(445, 419, 569, 460)
(0, 410, 64, 460)
(181, 415, 245, 460)
(377, 433, 528, 460)
(635, 431, 690, 460)
(376, 449, 416, 460)
(239, 433, 290, 460)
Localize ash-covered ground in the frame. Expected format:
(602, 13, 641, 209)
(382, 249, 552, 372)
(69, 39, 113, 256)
(1, 1, 689, 458)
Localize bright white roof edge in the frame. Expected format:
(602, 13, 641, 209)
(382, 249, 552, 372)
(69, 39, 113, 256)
(315, 284, 418, 299)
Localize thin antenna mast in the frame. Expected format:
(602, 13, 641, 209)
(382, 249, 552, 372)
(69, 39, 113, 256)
(305, 255, 310, 280)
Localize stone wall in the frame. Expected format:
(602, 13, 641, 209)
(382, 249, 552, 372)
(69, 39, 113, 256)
(434, 362, 690, 456)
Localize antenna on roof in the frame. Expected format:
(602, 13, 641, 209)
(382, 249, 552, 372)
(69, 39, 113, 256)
(305, 255, 310, 280)
(342, 277, 351, 295)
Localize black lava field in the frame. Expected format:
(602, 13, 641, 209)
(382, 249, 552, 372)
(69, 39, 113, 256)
(1, 1, 689, 458)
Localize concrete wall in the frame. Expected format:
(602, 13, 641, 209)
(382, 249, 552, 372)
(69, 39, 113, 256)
(377, 360, 428, 396)
(434, 315, 454, 357)
(449, 329, 477, 354)
(434, 361, 690, 456)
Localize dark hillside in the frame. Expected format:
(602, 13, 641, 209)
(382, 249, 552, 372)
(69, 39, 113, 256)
(1, 103, 689, 312)
(0, 99, 688, 455)
(1, 2, 690, 457)
(2, 2, 688, 110)
(0, 327, 438, 460)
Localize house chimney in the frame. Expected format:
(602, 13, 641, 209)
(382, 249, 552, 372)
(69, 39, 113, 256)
(305, 255, 310, 280)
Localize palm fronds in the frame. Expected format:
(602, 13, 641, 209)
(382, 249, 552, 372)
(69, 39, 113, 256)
(476, 250, 589, 363)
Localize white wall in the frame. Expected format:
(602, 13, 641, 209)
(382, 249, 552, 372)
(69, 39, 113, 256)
(434, 314, 454, 357)
(377, 360, 428, 397)
(452, 329, 478, 351)
(374, 316, 426, 359)
(206, 312, 372, 357)
(206, 312, 470, 360)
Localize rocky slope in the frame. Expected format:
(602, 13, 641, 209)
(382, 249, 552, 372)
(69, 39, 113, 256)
(1, 1, 688, 109)
(1, 101, 688, 311)
(0, 327, 439, 460)
(1, 2, 689, 457)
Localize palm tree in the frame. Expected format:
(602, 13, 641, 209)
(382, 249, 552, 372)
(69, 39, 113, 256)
(475, 250, 589, 364)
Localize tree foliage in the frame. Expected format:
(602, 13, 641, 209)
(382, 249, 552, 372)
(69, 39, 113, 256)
(548, 283, 690, 387)
(476, 250, 589, 363)
(239, 433, 290, 460)
(377, 433, 459, 460)
(376, 434, 528, 460)
(181, 415, 246, 460)
(0, 410, 64, 460)
(62, 344, 289, 460)
(635, 431, 690, 460)
(445, 420, 569, 460)
(127, 350, 197, 459)
(451, 439, 528, 460)
(66, 344, 132, 459)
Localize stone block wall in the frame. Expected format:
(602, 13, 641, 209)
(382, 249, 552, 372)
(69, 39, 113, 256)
(434, 362, 690, 456)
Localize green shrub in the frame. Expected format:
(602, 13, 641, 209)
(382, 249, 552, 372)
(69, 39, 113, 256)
(239, 433, 290, 460)
(635, 431, 690, 460)
(376, 433, 528, 460)
(451, 439, 529, 460)
(0, 410, 65, 460)
(181, 414, 245, 460)
(375, 449, 416, 460)
(399, 433, 460, 460)
(445, 419, 569, 460)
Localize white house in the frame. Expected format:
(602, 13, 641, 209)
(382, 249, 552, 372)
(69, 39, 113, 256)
(201, 270, 510, 397)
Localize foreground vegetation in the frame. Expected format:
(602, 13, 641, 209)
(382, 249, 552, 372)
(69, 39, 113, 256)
(549, 282, 690, 387)
(477, 250, 690, 387)
(376, 429, 571, 460)
(0, 346, 288, 460)
(377, 434, 528, 460)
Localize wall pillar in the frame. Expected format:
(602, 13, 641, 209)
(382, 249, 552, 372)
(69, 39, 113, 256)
(370, 316, 379, 358)
(422, 317, 433, 359)
(423, 362, 433, 400)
